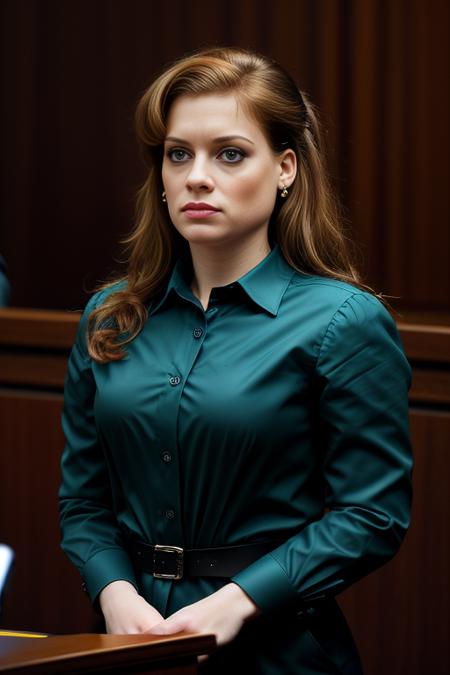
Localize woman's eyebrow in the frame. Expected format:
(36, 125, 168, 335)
(164, 135, 255, 145)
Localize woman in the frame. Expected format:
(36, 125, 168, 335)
(59, 48, 412, 674)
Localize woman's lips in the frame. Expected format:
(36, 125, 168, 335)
(181, 202, 221, 219)
(183, 208, 221, 218)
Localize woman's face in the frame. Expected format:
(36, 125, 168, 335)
(162, 92, 296, 249)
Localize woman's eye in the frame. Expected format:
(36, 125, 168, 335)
(168, 149, 189, 162)
(219, 148, 245, 163)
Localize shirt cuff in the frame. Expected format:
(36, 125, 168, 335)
(231, 552, 297, 614)
(82, 547, 138, 604)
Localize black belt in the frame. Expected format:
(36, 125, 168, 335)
(128, 539, 279, 580)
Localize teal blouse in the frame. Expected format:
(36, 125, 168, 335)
(59, 245, 412, 674)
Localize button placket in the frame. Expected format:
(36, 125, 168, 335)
(156, 308, 207, 545)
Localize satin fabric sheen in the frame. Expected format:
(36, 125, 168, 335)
(59, 245, 412, 674)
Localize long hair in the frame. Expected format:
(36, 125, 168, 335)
(88, 47, 368, 363)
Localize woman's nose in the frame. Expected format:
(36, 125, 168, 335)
(185, 157, 214, 191)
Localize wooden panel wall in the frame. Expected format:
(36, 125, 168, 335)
(339, 319, 450, 675)
(0, 391, 101, 634)
(0, 0, 448, 312)
(339, 411, 450, 675)
(0, 311, 100, 634)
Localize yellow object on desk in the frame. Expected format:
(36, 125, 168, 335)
(0, 630, 48, 638)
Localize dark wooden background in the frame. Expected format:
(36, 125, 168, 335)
(0, 2, 449, 675)
(0, 0, 448, 313)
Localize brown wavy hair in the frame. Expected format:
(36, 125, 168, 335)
(88, 46, 369, 363)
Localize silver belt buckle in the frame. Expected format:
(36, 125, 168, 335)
(153, 544, 184, 580)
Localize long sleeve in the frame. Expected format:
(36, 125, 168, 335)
(58, 292, 138, 603)
(232, 292, 412, 614)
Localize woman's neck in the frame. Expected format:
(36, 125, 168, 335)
(189, 236, 271, 311)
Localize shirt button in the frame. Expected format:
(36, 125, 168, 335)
(165, 509, 175, 520)
(169, 375, 181, 386)
(161, 450, 172, 463)
(193, 327, 203, 339)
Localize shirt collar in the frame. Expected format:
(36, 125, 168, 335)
(237, 245, 296, 315)
(149, 244, 296, 317)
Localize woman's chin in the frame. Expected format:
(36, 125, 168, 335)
(180, 226, 232, 246)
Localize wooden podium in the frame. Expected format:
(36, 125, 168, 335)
(0, 631, 216, 674)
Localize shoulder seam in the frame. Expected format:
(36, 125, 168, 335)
(316, 292, 362, 364)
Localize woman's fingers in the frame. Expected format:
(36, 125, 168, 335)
(147, 584, 258, 648)
(99, 581, 165, 634)
(147, 616, 187, 635)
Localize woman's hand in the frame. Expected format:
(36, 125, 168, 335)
(147, 582, 260, 654)
(99, 580, 164, 634)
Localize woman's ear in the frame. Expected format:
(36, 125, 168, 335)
(278, 149, 297, 189)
